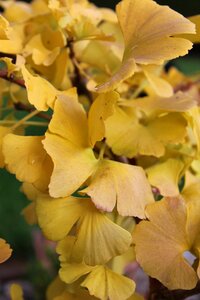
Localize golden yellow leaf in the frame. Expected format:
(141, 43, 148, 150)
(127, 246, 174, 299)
(43, 133, 97, 197)
(0, 238, 12, 263)
(70, 204, 132, 265)
(81, 266, 135, 300)
(21, 66, 58, 111)
(43, 91, 98, 197)
(81, 159, 154, 218)
(36, 195, 87, 241)
(146, 159, 184, 197)
(123, 92, 197, 114)
(88, 91, 119, 147)
(0, 126, 11, 168)
(96, 0, 195, 92)
(180, 15, 200, 43)
(3, 134, 53, 191)
(0, 15, 22, 54)
(37, 196, 132, 265)
(23, 34, 60, 66)
(10, 284, 24, 300)
(133, 197, 198, 290)
(106, 106, 187, 158)
(142, 65, 173, 98)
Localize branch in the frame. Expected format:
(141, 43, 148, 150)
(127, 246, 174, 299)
(149, 278, 200, 300)
(68, 40, 92, 101)
(0, 69, 25, 87)
(14, 102, 51, 121)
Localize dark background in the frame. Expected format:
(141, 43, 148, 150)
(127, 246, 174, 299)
(93, 0, 200, 17)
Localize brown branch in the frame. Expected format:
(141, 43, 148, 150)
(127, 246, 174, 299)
(14, 102, 51, 121)
(0, 69, 25, 87)
(68, 40, 92, 101)
(149, 278, 200, 300)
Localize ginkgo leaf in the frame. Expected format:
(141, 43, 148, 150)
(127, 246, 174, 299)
(95, 0, 195, 92)
(0, 238, 12, 263)
(70, 204, 132, 265)
(0, 126, 11, 168)
(37, 196, 132, 265)
(88, 91, 119, 147)
(43, 133, 97, 197)
(43, 91, 98, 197)
(10, 284, 24, 300)
(58, 237, 136, 300)
(21, 183, 40, 225)
(133, 197, 198, 290)
(185, 195, 200, 248)
(36, 195, 87, 241)
(142, 65, 173, 98)
(0, 15, 22, 54)
(81, 159, 154, 218)
(81, 266, 135, 300)
(48, 91, 89, 147)
(23, 34, 60, 66)
(180, 15, 200, 44)
(72, 17, 114, 42)
(21, 66, 59, 111)
(105, 106, 187, 158)
(146, 159, 184, 197)
(122, 92, 197, 114)
(79, 40, 121, 74)
(3, 134, 53, 191)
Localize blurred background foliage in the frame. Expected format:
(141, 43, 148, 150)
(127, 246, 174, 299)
(0, 0, 200, 299)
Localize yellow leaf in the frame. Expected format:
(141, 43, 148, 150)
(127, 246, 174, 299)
(106, 106, 187, 158)
(81, 159, 154, 218)
(0, 238, 12, 263)
(96, 0, 195, 92)
(10, 284, 24, 300)
(146, 159, 184, 197)
(21, 182, 39, 225)
(133, 197, 198, 290)
(79, 40, 120, 74)
(142, 65, 173, 98)
(3, 134, 53, 191)
(0, 15, 22, 54)
(48, 91, 89, 147)
(81, 266, 135, 300)
(43, 91, 98, 197)
(36, 195, 87, 241)
(37, 196, 132, 265)
(70, 204, 132, 265)
(88, 91, 119, 147)
(180, 15, 200, 44)
(23, 34, 60, 66)
(0, 126, 11, 168)
(43, 133, 97, 198)
(47, 276, 98, 300)
(123, 92, 197, 114)
(21, 66, 58, 111)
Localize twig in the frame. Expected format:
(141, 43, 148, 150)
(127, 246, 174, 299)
(0, 69, 25, 87)
(149, 278, 200, 300)
(68, 39, 92, 101)
(14, 102, 51, 121)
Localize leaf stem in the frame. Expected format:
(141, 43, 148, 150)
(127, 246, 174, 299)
(0, 120, 48, 127)
(99, 142, 107, 160)
(10, 110, 39, 130)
